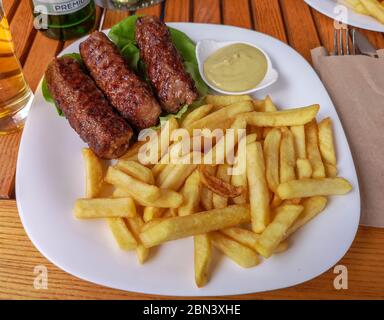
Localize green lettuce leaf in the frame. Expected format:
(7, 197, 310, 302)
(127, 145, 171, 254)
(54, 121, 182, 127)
(108, 15, 140, 50)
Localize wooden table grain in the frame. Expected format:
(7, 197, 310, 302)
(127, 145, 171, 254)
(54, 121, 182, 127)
(0, 0, 383, 300)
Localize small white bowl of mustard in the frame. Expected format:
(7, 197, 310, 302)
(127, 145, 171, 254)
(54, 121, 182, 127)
(196, 40, 278, 95)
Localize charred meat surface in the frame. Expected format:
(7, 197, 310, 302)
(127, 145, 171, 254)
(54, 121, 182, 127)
(45, 57, 133, 159)
(79, 31, 161, 130)
(135, 15, 198, 113)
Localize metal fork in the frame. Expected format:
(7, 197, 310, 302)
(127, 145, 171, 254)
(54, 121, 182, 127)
(333, 26, 356, 55)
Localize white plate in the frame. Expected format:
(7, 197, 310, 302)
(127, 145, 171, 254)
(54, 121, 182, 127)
(305, 0, 384, 32)
(16, 23, 360, 296)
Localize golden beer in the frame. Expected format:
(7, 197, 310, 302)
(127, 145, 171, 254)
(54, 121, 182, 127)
(0, 8, 32, 135)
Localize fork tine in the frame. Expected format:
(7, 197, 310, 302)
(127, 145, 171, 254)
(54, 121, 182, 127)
(339, 28, 344, 55)
(351, 28, 356, 55)
(333, 29, 338, 55)
(346, 28, 350, 55)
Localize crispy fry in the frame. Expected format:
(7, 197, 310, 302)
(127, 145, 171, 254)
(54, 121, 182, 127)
(120, 139, 148, 161)
(139, 205, 250, 248)
(182, 104, 213, 128)
(200, 166, 216, 210)
(231, 169, 248, 205)
(126, 216, 150, 263)
(199, 165, 243, 198)
(151, 162, 167, 178)
(116, 160, 155, 185)
(157, 163, 198, 191)
(107, 218, 137, 250)
(285, 196, 327, 238)
(82, 148, 104, 198)
(163, 208, 178, 218)
(296, 158, 312, 179)
(194, 234, 212, 287)
(143, 207, 164, 222)
(210, 232, 259, 268)
(325, 163, 338, 178)
(74, 198, 136, 219)
(178, 170, 201, 216)
(305, 120, 325, 178)
(280, 128, 296, 183)
(290, 125, 306, 159)
(185, 101, 253, 131)
(212, 164, 231, 209)
(220, 227, 288, 253)
(241, 105, 319, 127)
(246, 133, 258, 144)
(277, 177, 352, 199)
(264, 95, 278, 112)
(205, 94, 252, 108)
(263, 128, 281, 193)
(247, 142, 270, 233)
(252, 99, 265, 112)
(360, 0, 384, 23)
(318, 117, 337, 166)
(255, 204, 303, 258)
(105, 167, 161, 202)
(271, 194, 282, 209)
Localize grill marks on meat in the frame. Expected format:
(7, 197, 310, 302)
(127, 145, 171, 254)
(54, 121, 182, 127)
(45, 57, 133, 159)
(79, 31, 161, 130)
(136, 15, 198, 113)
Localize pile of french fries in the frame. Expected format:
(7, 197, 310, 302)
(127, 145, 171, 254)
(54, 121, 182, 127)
(340, 0, 384, 24)
(75, 95, 352, 287)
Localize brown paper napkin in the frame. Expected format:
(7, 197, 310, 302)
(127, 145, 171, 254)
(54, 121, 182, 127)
(311, 47, 384, 227)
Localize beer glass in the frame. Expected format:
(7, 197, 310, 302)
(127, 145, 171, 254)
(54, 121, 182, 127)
(0, 1, 32, 135)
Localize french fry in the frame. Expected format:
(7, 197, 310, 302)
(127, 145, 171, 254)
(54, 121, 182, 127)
(157, 163, 198, 191)
(264, 128, 281, 193)
(139, 205, 250, 247)
(246, 133, 258, 144)
(241, 105, 319, 127)
(271, 194, 282, 209)
(247, 142, 270, 233)
(252, 99, 265, 112)
(280, 128, 296, 183)
(205, 94, 252, 108)
(296, 158, 312, 179)
(277, 177, 352, 199)
(274, 241, 289, 253)
(120, 139, 148, 161)
(185, 101, 253, 131)
(220, 227, 288, 253)
(116, 160, 155, 185)
(182, 104, 213, 128)
(305, 120, 325, 178)
(231, 169, 248, 205)
(163, 208, 178, 218)
(107, 218, 137, 250)
(143, 207, 164, 222)
(200, 166, 216, 210)
(325, 163, 338, 178)
(178, 170, 201, 216)
(74, 198, 136, 219)
(290, 125, 306, 159)
(82, 148, 103, 198)
(255, 204, 303, 258)
(151, 162, 167, 178)
(114, 188, 183, 208)
(194, 234, 212, 287)
(126, 216, 150, 263)
(318, 117, 336, 166)
(105, 167, 161, 202)
(264, 95, 278, 112)
(285, 196, 327, 238)
(212, 164, 231, 209)
(210, 232, 259, 268)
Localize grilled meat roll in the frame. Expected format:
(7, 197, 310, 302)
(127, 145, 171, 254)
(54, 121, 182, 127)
(45, 57, 133, 159)
(135, 15, 198, 113)
(79, 31, 161, 130)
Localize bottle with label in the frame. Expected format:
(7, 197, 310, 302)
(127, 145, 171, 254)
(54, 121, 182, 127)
(31, 0, 96, 40)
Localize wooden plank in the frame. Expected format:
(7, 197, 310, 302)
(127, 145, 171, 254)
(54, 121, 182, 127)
(2, 0, 19, 21)
(136, 3, 162, 16)
(0, 133, 21, 199)
(250, 0, 287, 43)
(0, 200, 383, 299)
(280, 0, 320, 62)
(8, 0, 36, 64)
(165, 0, 190, 22)
(222, 0, 252, 28)
(103, 9, 130, 29)
(311, 8, 335, 54)
(193, 0, 221, 24)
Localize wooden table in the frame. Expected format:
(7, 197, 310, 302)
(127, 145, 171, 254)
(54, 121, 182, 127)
(1, 0, 383, 300)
